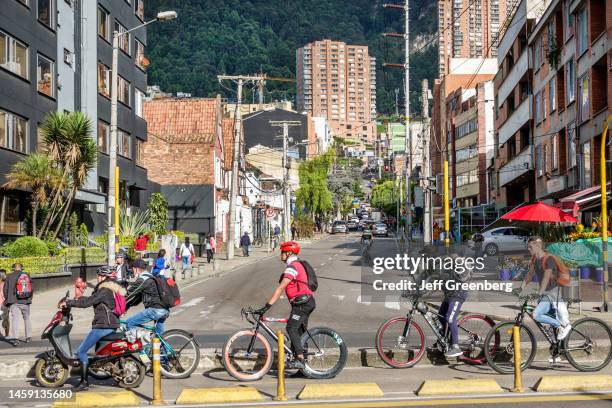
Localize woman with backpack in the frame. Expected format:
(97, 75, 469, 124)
(59, 266, 126, 391)
(3, 263, 33, 346)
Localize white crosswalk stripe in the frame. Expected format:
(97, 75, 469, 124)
(384, 295, 401, 310)
(357, 295, 371, 305)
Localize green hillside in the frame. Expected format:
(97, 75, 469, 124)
(145, 0, 437, 115)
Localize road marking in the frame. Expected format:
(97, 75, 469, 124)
(179, 296, 205, 308)
(328, 257, 333, 260)
(357, 295, 371, 305)
(334, 253, 339, 257)
(332, 295, 346, 301)
(320, 262, 326, 266)
(384, 295, 401, 310)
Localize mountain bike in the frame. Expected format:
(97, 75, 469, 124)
(252, 236, 264, 248)
(90, 320, 200, 380)
(375, 292, 495, 368)
(222, 307, 347, 381)
(484, 293, 612, 374)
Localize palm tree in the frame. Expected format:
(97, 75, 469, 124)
(3, 154, 61, 236)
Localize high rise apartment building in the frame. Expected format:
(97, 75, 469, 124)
(296, 40, 376, 149)
(438, 0, 520, 76)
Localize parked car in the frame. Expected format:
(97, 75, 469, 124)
(347, 219, 358, 230)
(331, 220, 348, 234)
(373, 223, 389, 237)
(467, 227, 531, 256)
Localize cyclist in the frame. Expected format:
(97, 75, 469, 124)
(59, 266, 125, 391)
(125, 259, 169, 334)
(256, 241, 314, 369)
(521, 236, 571, 342)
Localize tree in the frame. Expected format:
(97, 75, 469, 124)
(295, 151, 334, 218)
(148, 193, 169, 237)
(371, 180, 401, 216)
(3, 153, 61, 236)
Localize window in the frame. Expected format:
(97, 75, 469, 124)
(97, 63, 110, 97)
(118, 76, 130, 106)
(456, 169, 478, 187)
(551, 134, 558, 170)
(456, 144, 478, 162)
(135, 40, 148, 70)
(98, 6, 110, 42)
(577, 7, 588, 55)
(565, 1, 573, 39)
(0, 109, 27, 153)
(579, 74, 589, 122)
(583, 140, 591, 187)
(118, 129, 131, 158)
(566, 59, 575, 103)
(98, 120, 109, 154)
(0, 31, 29, 79)
(38, 0, 54, 28)
(96, 178, 107, 213)
(536, 145, 543, 176)
(533, 35, 542, 68)
(135, 0, 144, 21)
(547, 20, 555, 53)
(135, 88, 144, 117)
(535, 91, 542, 124)
(456, 118, 477, 138)
(114, 20, 130, 55)
(549, 77, 555, 113)
(37, 54, 54, 97)
(135, 139, 144, 166)
(0, 194, 22, 234)
(567, 123, 577, 168)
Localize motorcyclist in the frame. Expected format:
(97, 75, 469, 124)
(361, 227, 373, 246)
(58, 266, 126, 391)
(125, 259, 169, 334)
(256, 241, 314, 369)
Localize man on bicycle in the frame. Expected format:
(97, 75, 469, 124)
(361, 227, 373, 246)
(521, 236, 571, 341)
(257, 241, 314, 369)
(125, 259, 169, 334)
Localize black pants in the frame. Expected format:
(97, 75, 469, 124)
(206, 249, 214, 263)
(286, 297, 315, 356)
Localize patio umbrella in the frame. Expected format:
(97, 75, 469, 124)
(501, 201, 578, 223)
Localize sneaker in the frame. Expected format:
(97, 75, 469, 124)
(557, 324, 572, 341)
(10, 339, 19, 347)
(25, 337, 32, 343)
(444, 344, 463, 358)
(549, 355, 565, 364)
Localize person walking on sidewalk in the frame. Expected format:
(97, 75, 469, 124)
(432, 222, 441, 246)
(125, 259, 169, 334)
(0, 269, 9, 338)
(2, 263, 33, 346)
(179, 237, 195, 270)
(240, 231, 251, 257)
(152, 249, 169, 276)
(291, 223, 297, 241)
(205, 234, 215, 264)
(115, 252, 132, 285)
(273, 225, 281, 249)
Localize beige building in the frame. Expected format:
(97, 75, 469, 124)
(438, 0, 520, 76)
(296, 39, 377, 150)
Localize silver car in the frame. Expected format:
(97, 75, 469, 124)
(331, 221, 348, 234)
(373, 223, 389, 237)
(468, 227, 531, 256)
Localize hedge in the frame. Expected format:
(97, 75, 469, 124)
(0, 247, 107, 275)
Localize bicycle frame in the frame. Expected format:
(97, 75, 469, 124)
(120, 319, 177, 357)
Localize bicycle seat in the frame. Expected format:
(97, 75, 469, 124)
(101, 332, 125, 341)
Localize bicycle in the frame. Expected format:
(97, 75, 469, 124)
(89, 320, 200, 380)
(375, 292, 495, 368)
(484, 292, 612, 374)
(222, 306, 347, 381)
(252, 237, 264, 248)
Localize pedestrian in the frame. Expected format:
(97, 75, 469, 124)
(240, 231, 251, 257)
(152, 249, 169, 276)
(0, 269, 9, 338)
(115, 252, 132, 284)
(432, 222, 441, 246)
(291, 223, 297, 241)
(273, 225, 281, 249)
(2, 263, 33, 346)
(205, 234, 214, 264)
(180, 237, 195, 270)
(473, 233, 484, 258)
(133, 233, 149, 258)
(209, 234, 216, 262)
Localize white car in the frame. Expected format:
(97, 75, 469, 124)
(331, 221, 348, 234)
(373, 223, 389, 237)
(468, 227, 531, 256)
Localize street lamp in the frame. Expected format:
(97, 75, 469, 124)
(108, 10, 177, 264)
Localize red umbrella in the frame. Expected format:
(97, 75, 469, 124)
(501, 202, 578, 223)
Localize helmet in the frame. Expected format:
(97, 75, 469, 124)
(280, 241, 300, 255)
(97, 265, 118, 280)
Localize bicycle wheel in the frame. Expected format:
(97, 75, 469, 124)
(300, 327, 348, 379)
(484, 321, 536, 374)
(222, 329, 273, 381)
(564, 317, 612, 372)
(457, 314, 495, 363)
(375, 317, 425, 368)
(252, 238, 263, 248)
(158, 329, 200, 379)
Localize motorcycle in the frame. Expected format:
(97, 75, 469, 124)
(34, 292, 147, 389)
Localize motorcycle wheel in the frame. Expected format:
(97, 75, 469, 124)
(35, 358, 70, 388)
(117, 357, 146, 389)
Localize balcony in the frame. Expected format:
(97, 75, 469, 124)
(498, 96, 531, 146)
(499, 148, 532, 187)
(498, 50, 528, 107)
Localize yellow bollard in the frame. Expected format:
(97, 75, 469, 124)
(275, 330, 288, 401)
(151, 336, 163, 405)
(511, 325, 524, 393)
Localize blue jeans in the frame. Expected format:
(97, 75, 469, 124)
(534, 298, 563, 328)
(182, 256, 190, 267)
(125, 308, 169, 334)
(438, 299, 463, 345)
(76, 328, 115, 364)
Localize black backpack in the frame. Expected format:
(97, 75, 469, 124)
(147, 274, 181, 309)
(294, 260, 318, 292)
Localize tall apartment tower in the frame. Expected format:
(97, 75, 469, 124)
(296, 40, 377, 149)
(438, 0, 520, 76)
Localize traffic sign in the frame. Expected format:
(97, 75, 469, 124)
(265, 208, 277, 219)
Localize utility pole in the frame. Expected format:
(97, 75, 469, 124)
(218, 74, 265, 259)
(395, 88, 400, 117)
(270, 120, 302, 241)
(383, 0, 411, 240)
(421, 79, 432, 244)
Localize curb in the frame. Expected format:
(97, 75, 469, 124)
(175, 386, 264, 404)
(416, 378, 503, 396)
(297, 383, 384, 400)
(534, 374, 612, 392)
(52, 391, 140, 408)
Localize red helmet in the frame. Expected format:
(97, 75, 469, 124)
(280, 241, 300, 255)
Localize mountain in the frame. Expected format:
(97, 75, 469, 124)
(145, 0, 438, 115)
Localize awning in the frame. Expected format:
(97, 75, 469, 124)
(74, 189, 106, 205)
(558, 183, 611, 214)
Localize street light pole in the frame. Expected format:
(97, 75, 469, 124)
(107, 11, 176, 264)
(600, 117, 611, 312)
